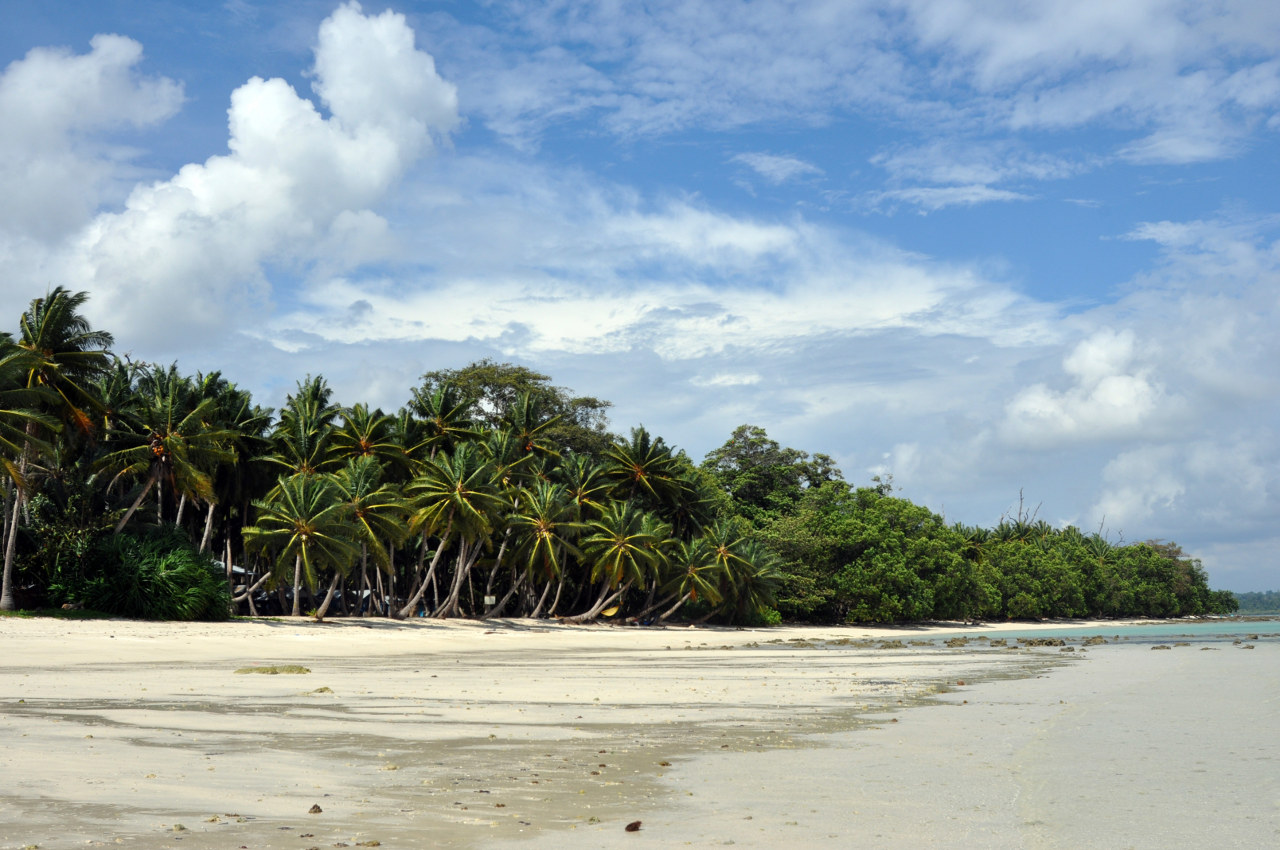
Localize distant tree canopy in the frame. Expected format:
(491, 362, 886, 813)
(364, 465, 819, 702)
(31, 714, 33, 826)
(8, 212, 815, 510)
(1232, 590, 1280, 615)
(414, 359, 613, 456)
(0, 290, 1239, 623)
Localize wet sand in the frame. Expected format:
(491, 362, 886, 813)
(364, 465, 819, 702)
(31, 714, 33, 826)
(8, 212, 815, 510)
(0, 618, 1275, 848)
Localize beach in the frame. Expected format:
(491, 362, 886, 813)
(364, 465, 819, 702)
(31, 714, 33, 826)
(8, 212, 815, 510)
(0, 617, 1276, 849)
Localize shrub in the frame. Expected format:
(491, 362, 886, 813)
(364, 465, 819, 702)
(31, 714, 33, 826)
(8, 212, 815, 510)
(81, 529, 230, 621)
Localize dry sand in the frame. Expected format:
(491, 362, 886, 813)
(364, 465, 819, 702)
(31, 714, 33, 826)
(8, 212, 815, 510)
(0, 617, 1275, 849)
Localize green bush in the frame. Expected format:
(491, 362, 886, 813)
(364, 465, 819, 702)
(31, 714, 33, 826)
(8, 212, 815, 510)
(81, 529, 230, 621)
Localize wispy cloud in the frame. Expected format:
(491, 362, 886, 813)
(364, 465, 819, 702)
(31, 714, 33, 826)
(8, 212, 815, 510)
(732, 152, 824, 184)
(865, 184, 1034, 212)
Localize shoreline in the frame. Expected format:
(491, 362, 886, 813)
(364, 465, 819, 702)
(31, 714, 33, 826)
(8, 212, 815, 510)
(1, 618, 1276, 848)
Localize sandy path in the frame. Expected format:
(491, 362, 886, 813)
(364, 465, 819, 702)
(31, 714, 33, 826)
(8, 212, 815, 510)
(0, 618, 1274, 848)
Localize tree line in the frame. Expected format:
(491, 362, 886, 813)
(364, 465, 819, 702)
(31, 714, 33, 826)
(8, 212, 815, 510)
(1, 288, 1237, 623)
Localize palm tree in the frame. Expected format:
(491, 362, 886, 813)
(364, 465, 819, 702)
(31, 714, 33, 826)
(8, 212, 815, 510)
(0, 340, 58, 611)
(567, 502, 660, 622)
(556, 453, 612, 520)
(97, 364, 235, 534)
(331, 457, 408, 616)
(498, 481, 585, 617)
(630, 536, 724, 623)
(409, 381, 478, 460)
(3, 289, 112, 611)
(330, 404, 405, 471)
(15, 287, 114, 436)
(242, 474, 358, 617)
(705, 539, 780, 624)
(604, 426, 680, 508)
(503, 391, 562, 459)
(266, 375, 340, 482)
(399, 444, 505, 618)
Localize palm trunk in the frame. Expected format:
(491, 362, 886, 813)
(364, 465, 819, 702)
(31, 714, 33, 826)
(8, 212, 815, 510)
(200, 502, 216, 552)
(564, 579, 633, 624)
(358, 544, 370, 617)
(396, 523, 452, 619)
(483, 569, 525, 618)
(313, 571, 343, 621)
(434, 538, 476, 618)
(233, 571, 271, 605)
(628, 589, 683, 624)
(0, 490, 24, 612)
(657, 590, 694, 622)
(291, 552, 303, 617)
(529, 577, 554, 618)
(114, 476, 157, 534)
(546, 575, 567, 617)
(175, 493, 187, 526)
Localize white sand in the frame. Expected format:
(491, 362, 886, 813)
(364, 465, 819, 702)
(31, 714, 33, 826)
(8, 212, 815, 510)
(0, 617, 1275, 849)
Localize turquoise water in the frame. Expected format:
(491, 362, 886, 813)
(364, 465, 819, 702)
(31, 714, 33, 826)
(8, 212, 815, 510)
(944, 618, 1280, 644)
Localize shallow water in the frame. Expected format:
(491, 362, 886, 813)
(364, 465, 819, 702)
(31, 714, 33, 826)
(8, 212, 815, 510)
(946, 617, 1280, 644)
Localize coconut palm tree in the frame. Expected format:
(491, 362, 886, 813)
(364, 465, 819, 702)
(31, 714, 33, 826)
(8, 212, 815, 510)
(497, 481, 585, 617)
(330, 404, 405, 471)
(399, 443, 505, 618)
(604, 426, 680, 509)
(556, 453, 612, 520)
(3, 289, 113, 610)
(15, 287, 114, 437)
(503, 391, 562, 459)
(242, 473, 358, 617)
(0, 339, 59, 611)
(97, 364, 235, 534)
(567, 502, 660, 622)
(266, 375, 340, 482)
(331, 457, 408, 616)
(409, 381, 478, 460)
(632, 536, 724, 623)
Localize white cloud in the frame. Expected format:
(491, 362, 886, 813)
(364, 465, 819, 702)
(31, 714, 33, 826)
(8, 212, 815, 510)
(53, 2, 457, 350)
(433, 0, 1280, 173)
(867, 184, 1034, 212)
(0, 34, 182, 241)
(732, 152, 824, 184)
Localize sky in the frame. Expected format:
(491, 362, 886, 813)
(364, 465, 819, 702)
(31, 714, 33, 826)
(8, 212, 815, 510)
(1, 1, 1278, 591)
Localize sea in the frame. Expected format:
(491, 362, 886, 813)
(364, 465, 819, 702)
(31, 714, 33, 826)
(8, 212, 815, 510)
(942, 617, 1280, 645)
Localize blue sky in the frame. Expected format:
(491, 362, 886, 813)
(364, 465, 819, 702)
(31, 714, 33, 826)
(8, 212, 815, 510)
(2, 1, 1278, 590)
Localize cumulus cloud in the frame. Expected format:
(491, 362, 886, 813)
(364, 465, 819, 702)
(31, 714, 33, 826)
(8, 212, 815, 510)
(1001, 327, 1170, 447)
(56, 2, 457, 349)
(0, 34, 182, 241)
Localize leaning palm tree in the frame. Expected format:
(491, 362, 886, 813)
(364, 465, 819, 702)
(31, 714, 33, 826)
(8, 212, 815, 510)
(399, 443, 505, 618)
(0, 339, 59, 611)
(627, 536, 724, 623)
(242, 474, 358, 617)
(565, 502, 659, 623)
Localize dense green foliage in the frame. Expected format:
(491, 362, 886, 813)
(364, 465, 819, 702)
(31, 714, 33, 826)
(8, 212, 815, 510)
(1232, 591, 1280, 615)
(0, 289, 1238, 623)
(707, 428, 1238, 623)
(80, 530, 231, 621)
